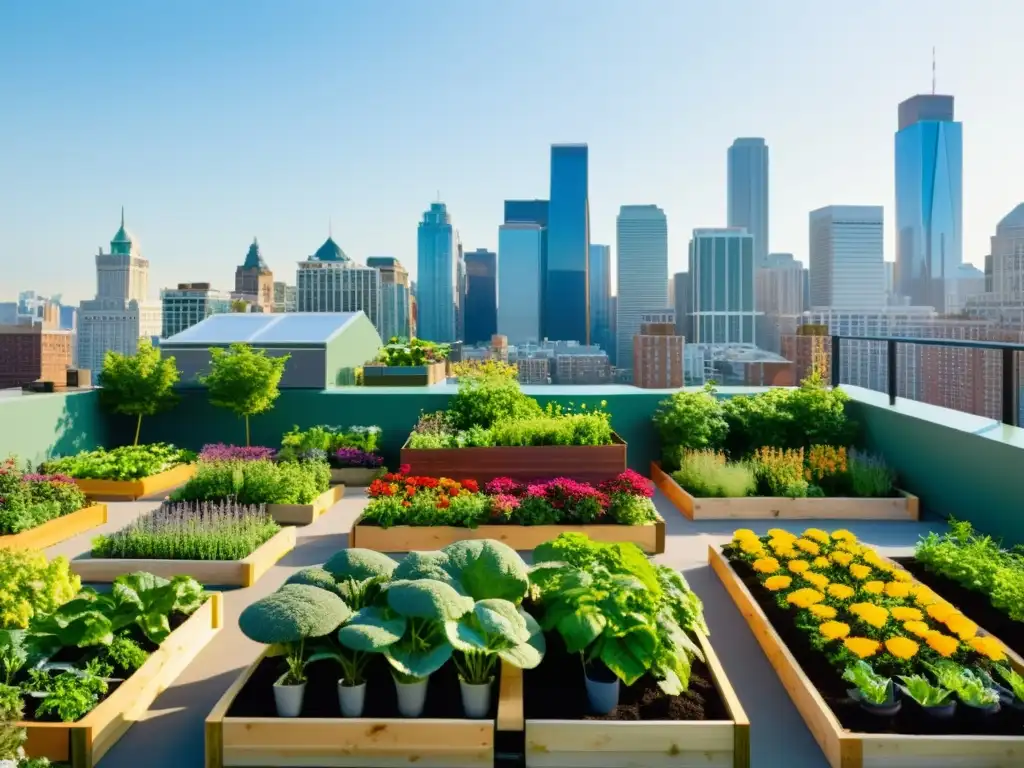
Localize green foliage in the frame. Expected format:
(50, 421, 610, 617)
(388, 540, 531, 604)
(994, 664, 1024, 703)
(99, 339, 180, 445)
(672, 450, 756, 498)
(0, 631, 28, 685)
(278, 424, 381, 461)
(847, 450, 897, 497)
(170, 458, 330, 505)
(239, 584, 351, 646)
(897, 674, 954, 707)
(0, 458, 89, 536)
(842, 661, 892, 705)
(0, 550, 80, 629)
(375, 337, 450, 366)
(652, 385, 728, 468)
(0, 682, 25, 760)
(447, 375, 543, 431)
(101, 635, 148, 674)
(447, 599, 545, 684)
(285, 567, 341, 594)
(27, 659, 109, 722)
(201, 343, 290, 445)
(752, 447, 809, 497)
(322, 548, 397, 608)
(924, 661, 1000, 707)
(39, 444, 193, 482)
(361, 491, 489, 529)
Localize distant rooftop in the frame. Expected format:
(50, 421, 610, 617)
(241, 238, 269, 270)
(309, 237, 350, 263)
(997, 203, 1024, 232)
(162, 312, 360, 346)
(898, 94, 955, 130)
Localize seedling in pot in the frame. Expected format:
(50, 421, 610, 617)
(897, 674, 955, 718)
(993, 665, 1024, 710)
(842, 661, 900, 716)
(925, 661, 1000, 714)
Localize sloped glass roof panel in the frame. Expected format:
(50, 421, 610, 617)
(165, 314, 276, 345)
(252, 313, 357, 344)
(164, 312, 359, 345)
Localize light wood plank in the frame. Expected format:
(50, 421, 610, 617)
(74, 464, 196, 501)
(0, 503, 107, 551)
(497, 661, 523, 732)
(268, 485, 344, 526)
(860, 734, 1024, 767)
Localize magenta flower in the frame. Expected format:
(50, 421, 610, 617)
(598, 469, 654, 498)
(485, 477, 523, 496)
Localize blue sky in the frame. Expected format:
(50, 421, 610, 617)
(1, 0, 1021, 302)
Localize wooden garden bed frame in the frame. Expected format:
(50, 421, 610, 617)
(267, 485, 344, 525)
(652, 462, 919, 521)
(205, 651, 521, 768)
(709, 546, 1024, 768)
(0, 503, 107, 550)
(522, 630, 750, 767)
(69, 527, 296, 587)
(72, 464, 197, 501)
(22, 592, 224, 768)
(349, 512, 666, 554)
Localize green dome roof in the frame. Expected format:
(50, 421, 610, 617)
(312, 237, 350, 263)
(242, 237, 268, 269)
(111, 207, 134, 254)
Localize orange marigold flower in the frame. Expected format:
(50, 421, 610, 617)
(752, 557, 780, 574)
(849, 564, 872, 580)
(850, 602, 890, 628)
(926, 632, 959, 658)
(945, 614, 978, 641)
(788, 559, 810, 574)
(926, 602, 956, 623)
(844, 637, 881, 658)
(890, 606, 923, 622)
(968, 635, 1006, 662)
(808, 604, 837, 620)
(819, 621, 850, 640)
(884, 581, 912, 599)
(827, 584, 855, 600)
(884, 636, 919, 660)
(787, 588, 825, 609)
(902, 620, 932, 638)
(862, 580, 885, 595)
(803, 571, 830, 590)
(764, 575, 792, 592)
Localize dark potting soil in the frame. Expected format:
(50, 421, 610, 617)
(523, 630, 729, 722)
(894, 557, 1024, 660)
(226, 653, 498, 719)
(729, 556, 1024, 736)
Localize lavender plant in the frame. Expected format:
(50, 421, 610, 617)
(91, 501, 280, 561)
(198, 444, 277, 462)
(332, 448, 384, 469)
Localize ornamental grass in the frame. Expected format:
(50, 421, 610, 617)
(92, 501, 280, 561)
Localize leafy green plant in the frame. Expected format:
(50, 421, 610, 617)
(374, 337, 450, 366)
(278, 425, 382, 461)
(39, 444, 193, 482)
(672, 450, 756, 498)
(102, 635, 149, 674)
(446, 375, 542, 431)
(99, 339, 180, 446)
(321, 549, 397, 609)
(0, 550, 80, 630)
(842, 661, 892, 705)
(0, 682, 26, 760)
(28, 659, 110, 722)
(897, 674, 954, 707)
(653, 385, 728, 467)
(994, 664, 1024, 703)
(848, 449, 896, 498)
(169, 459, 329, 505)
(0, 631, 28, 686)
(447, 599, 545, 684)
(393, 539, 531, 604)
(201, 343, 290, 446)
(924, 661, 999, 708)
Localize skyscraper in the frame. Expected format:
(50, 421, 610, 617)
(808, 206, 885, 309)
(687, 228, 756, 346)
(497, 223, 542, 345)
(416, 202, 456, 342)
(616, 205, 668, 372)
(756, 253, 805, 316)
(727, 138, 770, 264)
(366, 257, 411, 341)
(588, 244, 613, 360)
(673, 272, 691, 339)
(296, 237, 381, 330)
(895, 94, 963, 311)
(463, 248, 497, 345)
(546, 144, 590, 342)
(161, 283, 232, 338)
(234, 238, 274, 311)
(505, 200, 548, 332)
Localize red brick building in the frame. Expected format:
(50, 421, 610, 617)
(781, 324, 831, 384)
(0, 325, 73, 388)
(633, 323, 684, 388)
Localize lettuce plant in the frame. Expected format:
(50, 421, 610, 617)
(925, 661, 1000, 708)
(392, 540, 530, 603)
(842, 661, 892, 705)
(897, 674, 953, 707)
(994, 664, 1024, 703)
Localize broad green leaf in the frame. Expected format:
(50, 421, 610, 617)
(599, 635, 648, 686)
(473, 599, 529, 644)
(519, 608, 546, 659)
(337, 608, 406, 652)
(140, 612, 172, 645)
(386, 579, 473, 621)
(444, 620, 488, 652)
(557, 608, 606, 653)
(324, 549, 397, 582)
(442, 540, 530, 602)
(392, 551, 455, 586)
(385, 641, 452, 678)
(498, 641, 542, 670)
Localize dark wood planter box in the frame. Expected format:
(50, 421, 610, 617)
(363, 361, 446, 387)
(400, 433, 627, 483)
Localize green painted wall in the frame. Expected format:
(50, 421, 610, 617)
(0, 390, 110, 465)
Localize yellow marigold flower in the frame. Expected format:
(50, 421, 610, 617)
(796, 539, 821, 556)
(733, 529, 758, 541)
(849, 563, 872, 581)
(827, 584, 855, 600)
(776, 547, 799, 560)
(787, 588, 825, 609)
(752, 557, 780, 574)
(850, 602, 890, 628)
(844, 637, 881, 658)
(808, 604, 837, 620)
(764, 575, 792, 592)
(819, 621, 850, 640)
(926, 602, 956, 623)
(862, 580, 885, 595)
(767, 528, 795, 541)
(945, 614, 978, 641)
(913, 586, 940, 607)
(884, 581, 912, 599)
(813, 556, 830, 569)
(831, 529, 856, 542)
(739, 538, 765, 555)
(890, 606, 923, 622)
(803, 571, 830, 590)
(890, 568, 913, 583)
(834, 541, 862, 555)
(926, 632, 959, 658)
(903, 620, 932, 638)
(802, 528, 830, 544)
(788, 559, 810, 574)
(968, 635, 1006, 662)
(884, 636, 919, 660)
(829, 551, 854, 567)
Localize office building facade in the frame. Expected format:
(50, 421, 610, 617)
(809, 206, 885, 309)
(687, 228, 756, 346)
(273, 281, 297, 313)
(546, 144, 590, 343)
(463, 248, 497, 345)
(235, 238, 274, 310)
(161, 282, 232, 338)
(616, 205, 668, 372)
(497, 223, 543, 345)
(416, 202, 457, 342)
(296, 237, 381, 330)
(727, 138, 770, 264)
(756, 252, 805, 316)
(588, 244, 613, 359)
(366, 257, 411, 341)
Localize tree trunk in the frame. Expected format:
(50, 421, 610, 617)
(245, 415, 251, 447)
(134, 414, 143, 446)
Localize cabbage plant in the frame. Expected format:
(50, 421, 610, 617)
(322, 548, 397, 608)
(392, 540, 530, 603)
(446, 599, 545, 684)
(995, 664, 1024, 703)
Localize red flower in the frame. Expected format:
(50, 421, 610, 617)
(399, 464, 411, 475)
(461, 479, 479, 493)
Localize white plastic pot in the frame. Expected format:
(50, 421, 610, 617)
(584, 667, 620, 715)
(338, 680, 367, 717)
(273, 678, 306, 718)
(460, 679, 493, 718)
(395, 676, 429, 717)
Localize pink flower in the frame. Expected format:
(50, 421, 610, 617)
(485, 477, 522, 495)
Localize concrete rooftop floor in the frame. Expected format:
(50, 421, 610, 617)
(42, 489, 944, 768)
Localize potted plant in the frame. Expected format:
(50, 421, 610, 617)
(238, 584, 351, 717)
(842, 661, 900, 716)
(897, 674, 956, 719)
(926, 661, 1001, 716)
(321, 547, 398, 608)
(994, 664, 1024, 710)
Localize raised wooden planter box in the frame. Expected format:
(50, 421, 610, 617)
(350, 512, 665, 554)
(70, 527, 296, 587)
(72, 463, 197, 501)
(401, 434, 628, 484)
(523, 630, 749, 768)
(22, 592, 223, 768)
(651, 462, 919, 521)
(363, 360, 447, 387)
(0, 503, 107, 551)
(329, 467, 382, 486)
(709, 547, 1024, 768)
(266, 485, 344, 525)
(205, 651, 519, 768)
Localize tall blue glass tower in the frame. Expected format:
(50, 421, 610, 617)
(588, 244, 613, 360)
(504, 200, 548, 334)
(894, 94, 962, 312)
(416, 202, 456, 342)
(546, 144, 590, 343)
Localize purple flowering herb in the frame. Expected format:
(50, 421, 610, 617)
(333, 448, 384, 469)
(199, 444, 277, 462)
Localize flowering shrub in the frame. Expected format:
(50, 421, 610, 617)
(598, 468, 654, 498)
(199, 444, 277, 462)
(0, 458, 89, 535)
(332, 448, 384, 469)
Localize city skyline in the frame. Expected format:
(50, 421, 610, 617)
(2, 2, 1021, 302)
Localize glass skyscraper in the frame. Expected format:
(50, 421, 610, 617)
(416, 202, 456, 342)
(504, 199, 548, 336)
(497, 223, 543, 345)
(588, 244, 613, 360)
(895, 94, 962, 312)
(616, 205, 668, 372)
(727, 138, 769, 265)
(687, 228, 756, 346)
(463, 248, 497, 345)
(366, 257, 411, 341)
(546, 144, 590, 343)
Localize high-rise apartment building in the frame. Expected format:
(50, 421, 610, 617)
(161, 282, 232, 338)
(416, 202, 457, 342)
(272, 281, 297, 313)
(546, 144, 590, 343)
(673, 272, 691, 339)
(809, 206, 885, 309)
(0, 324, 73, 388)
(497, 223, 543, 345)
(463, 249, 497, 345)
(687, 228, 756, 346)
(756, 253, 805, 316)
(504, 200, 549, 333)
(296, 237, 381, 330)
(588, 244, 613, 359)
(234, 238, 274, 311)
(616, 205, 668, 372)
(77, 210, 162, 379)
(727, 138, 770, 264)
(366, 257, 411, 341)
(895, 94, 963, 311)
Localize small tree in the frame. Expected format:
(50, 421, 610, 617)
(201, 343, 289, 446)
(100, 339, 180, 446)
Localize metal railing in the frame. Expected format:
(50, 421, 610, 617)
(830, 335, 1023, 427)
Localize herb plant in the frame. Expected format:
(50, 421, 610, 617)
(842, 661, 892, 705)
(197, 444, 277, 462)
(98, 339, 180, 446)
(0, 550, 80, 629)
(672, 451, 756, 498)
(201, 343, 290, 446)
(28, 659, 111, 722)
(374, 337, 450, 366)
(170, 458, 330, 505)
(39, 444, 193, 482)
